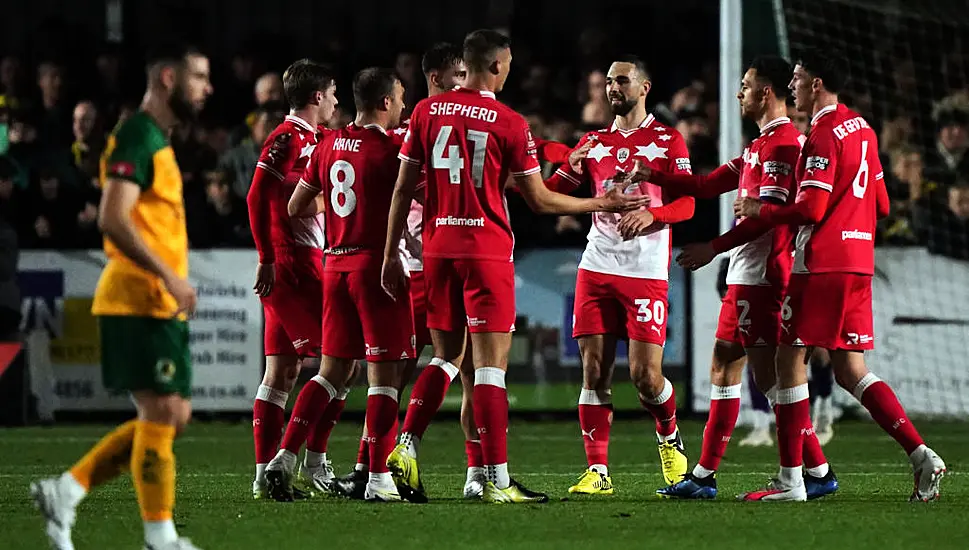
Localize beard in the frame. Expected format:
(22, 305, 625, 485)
(610, 95, 637, 116)
(168, 83, 198, 122)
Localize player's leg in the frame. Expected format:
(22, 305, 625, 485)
(251, 344, 299, 498)
(264, 271, 359, 502)
(738, 365, 774, 447)
(386, 258, 464, 500)
(659, 338, 745, 499)
(460, 259, 547, 504)
(569, 335, 617, 495)
(458, 341, 485, 499)
(568, 268, 618, 494)
(330, 364, 371, 500)
(301, 357, 356, 492)
(809, 347, 835, 445)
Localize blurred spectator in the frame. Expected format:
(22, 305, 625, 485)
(0, 55, 26, 111)
(232, 72, 284, 146)
(70, 101, 103, 184)
(22, 169, 79, 249)
(220, 102, 286, 199)
(879, 113, 914, 154)
(788, 105, 810, 136)
(580, 70, 611, 129)
(878, 145, 934, 246)
(924, 107, 969, 186)
(0, 157, 20, 224)
(188, 169, 252, 248)
(676, 108, 717, 172)
(913, 181, 969, 260)
(30, 61, 72, 148)
(395, 52, 423, 116)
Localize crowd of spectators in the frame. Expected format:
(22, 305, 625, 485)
(0, 32, 966, 261)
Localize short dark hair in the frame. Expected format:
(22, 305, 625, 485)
(146, 43, 203, 74)
(255, 100, 288, 127)
(283, 59, 335, 110)
(614, 55, 650, 81)
(796, 48, 848, 94)
(422, 42, 463, 75)
(749, 55, 793, 99)
(463, 29, 511, 72)
(353, 67, 399, 112)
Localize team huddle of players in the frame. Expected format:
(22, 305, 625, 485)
(246, 29, 946, 504)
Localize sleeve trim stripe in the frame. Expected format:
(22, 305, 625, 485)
(297, 178, 320, 191)
(726, 161, 741, 174)
(256, 162, 284, 180)
(555, 169, 582, 185)
(759, 185, 790, 195)
(760, 190, 789, 200)
(800, 180, 833, 192)
(875, 172, 884, 180)
(398, 153, 422, 165)
(512, 166, 542, 177)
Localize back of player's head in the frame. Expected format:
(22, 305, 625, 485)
(796, 48, 848, 94)
(749, 55, 793, 99)
(283, 59, 335, 110)
(422, 42, 463, 75)
(613, 55, 650, 82)
(353, 67, 400, 112)
(463, 29, 511, 73)
(145, 42, 203, 78)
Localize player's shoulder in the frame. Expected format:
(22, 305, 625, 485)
(110, 111, 167, 154)
(648, 118, 684, 142)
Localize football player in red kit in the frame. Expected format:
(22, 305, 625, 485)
(382, 29, 648, 504)
(542, 57, 696, 494)
(265, 68, 413, 502)
(246, 59, 341, 499)
(642, 56, 834, 500)
(734, 49, 945, 502)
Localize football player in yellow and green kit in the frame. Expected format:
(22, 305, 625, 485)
(31, 44, 212, 550)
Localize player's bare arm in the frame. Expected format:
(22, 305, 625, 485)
(99, 178, 197, 315)
(287, 182, 324, 217)
(515, 170, 648, 214)
(381, 161, 422, 299)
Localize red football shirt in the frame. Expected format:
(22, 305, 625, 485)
(724, 117, 804, 287)
(246, 115, 324, 263)
(792, 104, 884, 275)
(300, 123, 403, 271)
(398, 87, 541, 261)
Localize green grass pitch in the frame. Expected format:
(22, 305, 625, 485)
(2, 419, 965, 549)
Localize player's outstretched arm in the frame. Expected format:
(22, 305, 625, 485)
(734, 186, 830, 225)
(381, 161, 421, 299)
(515, 170, 648, 215)
(622, 159, 740, 199)
(99, 179, 196, 314)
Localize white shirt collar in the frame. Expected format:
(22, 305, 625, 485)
(810, 104, 838, 127)
(286, 114, 315, 132)
(609, 113, 655, 133)
(760, 116, 790, 134)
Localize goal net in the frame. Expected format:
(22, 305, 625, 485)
(776, 0, 969, 417)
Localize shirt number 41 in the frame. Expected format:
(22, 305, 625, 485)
(433, 125, 489, 187)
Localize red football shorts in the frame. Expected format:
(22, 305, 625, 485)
(409, 269, 432, 350)
(423, 257, 516, 333)
(321, 268, 416, 362)
(782, 272, 874, 351)
(572, 269, 668, 345)
(261, 248, 323, 357)
(715, 284, 783, 348)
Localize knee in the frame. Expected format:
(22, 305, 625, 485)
(137, 393, 190, 432)
(580, 350, 608, 387)
(752, 369, 775, 393)
(263, 359, 300, 392)
(632, 362, 665, 397)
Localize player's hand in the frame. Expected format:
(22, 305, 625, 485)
(614, 159, 653, 186)
(568, 140, 594, 174)
(253, 263, 275, 297)
(617, 209, 655, 239)
(164, 274, 198, 317)
(597, 185, 651, 213)
(676, 242, 716, 271)
(381, 254, 407, 301)
(734, 197, 763, 218)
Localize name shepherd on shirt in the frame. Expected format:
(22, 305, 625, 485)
(429, 101, 498, 123)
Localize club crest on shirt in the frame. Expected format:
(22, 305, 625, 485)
(616, 147, 630, 163)
(267, 132, 291, 163)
